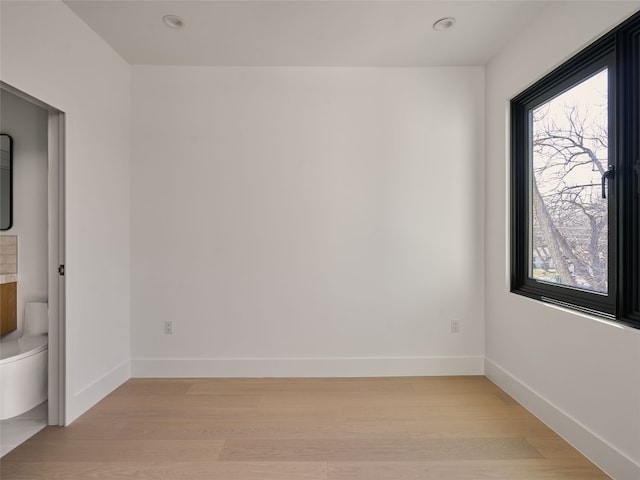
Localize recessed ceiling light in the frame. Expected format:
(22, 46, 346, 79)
(163, 15, 184, 29)
(433, 17, 456, 31)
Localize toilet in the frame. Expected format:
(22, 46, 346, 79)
(0, 302, 48, 420)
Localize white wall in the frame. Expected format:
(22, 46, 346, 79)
(485, 2, 640, 479)
(131, 66, 485, 377)
(0, 90, 48, 341)
(0, 0, 131, 424)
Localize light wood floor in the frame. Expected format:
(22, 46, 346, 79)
(0, 376, 610, 479)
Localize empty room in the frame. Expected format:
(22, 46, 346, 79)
(0, 1, 639, 479)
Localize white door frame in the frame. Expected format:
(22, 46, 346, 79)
(1, 82, 66, 426)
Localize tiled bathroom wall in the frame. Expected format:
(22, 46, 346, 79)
(0, 236, 18, 282)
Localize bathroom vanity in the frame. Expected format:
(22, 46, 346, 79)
(1, 282, 17, 334)
(0, 235, 18, 335)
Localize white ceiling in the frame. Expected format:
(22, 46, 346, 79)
(63, 1, 549, 67)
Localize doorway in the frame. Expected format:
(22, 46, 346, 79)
(0, 83, 65, 434)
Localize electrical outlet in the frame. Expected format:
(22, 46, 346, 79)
(164, 320, 173, 335)
(451, 319, 461, 334)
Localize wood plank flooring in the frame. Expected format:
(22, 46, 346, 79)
(0, 376, 611, 479)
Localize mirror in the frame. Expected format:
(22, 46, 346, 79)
(0, 134, 13, 230)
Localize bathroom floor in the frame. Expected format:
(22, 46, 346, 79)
(0, 402, 47, 457)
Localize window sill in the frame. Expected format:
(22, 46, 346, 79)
(511, 290, 640, 334)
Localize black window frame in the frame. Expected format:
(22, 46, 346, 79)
(511, 10, 640, 329)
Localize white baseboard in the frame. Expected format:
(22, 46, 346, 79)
(66, 359, 131, 425)
(485, 358, 640, 480)
(131, 356, 484, 378)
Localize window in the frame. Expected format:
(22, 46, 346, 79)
(511, 10, 640, 328)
